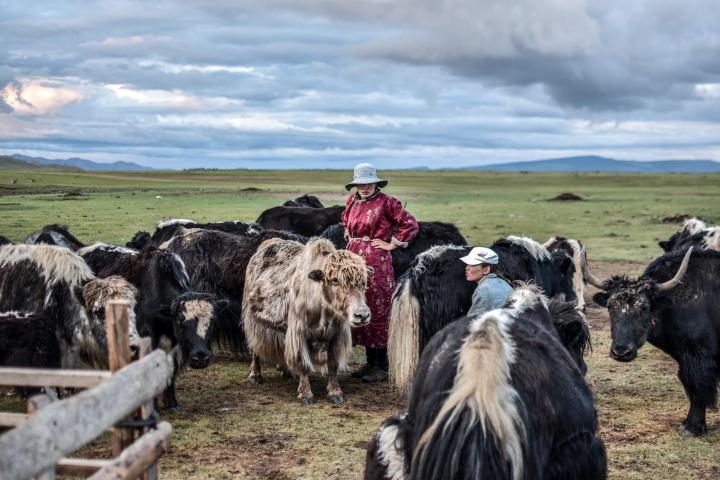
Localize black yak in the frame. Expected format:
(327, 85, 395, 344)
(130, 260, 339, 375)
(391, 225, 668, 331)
(388, 236, 580, 392)
(366, 286, 606, 480)
(584, 246, 720, 437)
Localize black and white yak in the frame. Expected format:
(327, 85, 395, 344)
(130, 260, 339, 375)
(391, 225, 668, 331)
(658, 217, 720, 253)
(23, 224, 86, 251)
(321, 221, 468, 278)
(388, 236, 582, 392)
(543, 236, 586, 310)
(366, 286, 606, 480)
(0, 244, 140, 369)
(583, 246, 720, 437)
(78, 242, 227, 409)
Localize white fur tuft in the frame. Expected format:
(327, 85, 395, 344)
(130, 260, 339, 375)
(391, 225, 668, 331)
(156, 218, 196, 229)
(683, 217, 707, 234)
(377, 422, 407, 480)
(388, 280, 421, 394)
(77, 242, 138, 257)
(412, 245, 466, 276)
(702, 227, 720, 251)
(0, 245, 94, 307)
(506, 236, 551, 261)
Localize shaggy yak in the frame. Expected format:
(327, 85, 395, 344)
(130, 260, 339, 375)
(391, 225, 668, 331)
(366, 286, 606, 480)
(658, 217, 720, 253)
(584, 246, 720, 437)
(23, 224, 86, 251)
(0, 244, 140, 369)
(242, 237, 371, 405)
(388, 236, 581, 392)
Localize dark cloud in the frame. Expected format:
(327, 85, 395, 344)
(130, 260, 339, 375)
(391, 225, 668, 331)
(0, 0, 718, 167)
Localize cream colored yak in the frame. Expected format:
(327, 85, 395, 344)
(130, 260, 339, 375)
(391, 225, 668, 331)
(243, 237, 371, 405)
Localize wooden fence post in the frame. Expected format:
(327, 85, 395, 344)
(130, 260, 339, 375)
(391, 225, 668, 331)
(138, 337, 158, 480)
(29, 394, 55, 480)
(106, 300, 134, 456)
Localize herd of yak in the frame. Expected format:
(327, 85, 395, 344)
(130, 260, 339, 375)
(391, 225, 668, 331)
(1, 193, 719, 479)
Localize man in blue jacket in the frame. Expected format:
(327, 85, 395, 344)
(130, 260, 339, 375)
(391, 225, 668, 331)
(460, 247, 513, 318)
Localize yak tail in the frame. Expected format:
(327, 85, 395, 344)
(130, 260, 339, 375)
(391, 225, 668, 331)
(388, 279, 420, 395)
(412, 312, 525, 480)
(566, 239, 586, 311)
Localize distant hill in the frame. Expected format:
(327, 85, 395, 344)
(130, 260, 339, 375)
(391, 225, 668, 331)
(465, 156, 720, 173)
(0, 155, 81, 171)
(7, 154, 154, 171)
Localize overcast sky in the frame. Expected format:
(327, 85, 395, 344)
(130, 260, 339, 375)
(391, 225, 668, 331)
(1, 0, 719, 169)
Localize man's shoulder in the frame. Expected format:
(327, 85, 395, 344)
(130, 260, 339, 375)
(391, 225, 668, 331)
(477, 275, 512, 291)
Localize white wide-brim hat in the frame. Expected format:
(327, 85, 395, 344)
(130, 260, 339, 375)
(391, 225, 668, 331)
(345, 162, 388, 191)
(459, 247, 500, 266)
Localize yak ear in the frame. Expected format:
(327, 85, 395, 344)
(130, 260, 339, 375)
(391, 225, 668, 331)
(658, 240, 669, 250)
(308, 269, 324, 282)
(563, 321, 583, 343)
(592, 291, 610, 307)
(366, 266, 375, 277)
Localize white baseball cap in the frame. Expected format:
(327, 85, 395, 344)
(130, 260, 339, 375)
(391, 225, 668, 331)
(459, 247, 499, 266)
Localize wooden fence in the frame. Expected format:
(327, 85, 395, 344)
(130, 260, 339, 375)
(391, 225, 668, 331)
(0, 301, 175, 480)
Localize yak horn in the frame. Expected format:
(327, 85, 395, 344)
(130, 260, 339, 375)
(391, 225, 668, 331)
(580, 247, 606, 288)
(656, 247, 693, 292)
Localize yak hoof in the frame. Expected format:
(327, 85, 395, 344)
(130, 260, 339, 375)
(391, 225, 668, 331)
(248, 375, 262, 385)
(679, 422, 706, 438)
(300, 397, 315, 406)
(282, 370, 298, 380)
(328, 394, 344, 405)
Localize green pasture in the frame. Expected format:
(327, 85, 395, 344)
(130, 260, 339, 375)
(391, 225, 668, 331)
(1, 169, 720, 479)
(1, 169, 718, 262)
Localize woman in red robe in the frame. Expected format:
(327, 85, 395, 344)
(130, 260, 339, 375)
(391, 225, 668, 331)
(342, 163, 419, 382)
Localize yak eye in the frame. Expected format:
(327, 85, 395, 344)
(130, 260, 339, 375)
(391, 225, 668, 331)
(330, 277, 340, 285)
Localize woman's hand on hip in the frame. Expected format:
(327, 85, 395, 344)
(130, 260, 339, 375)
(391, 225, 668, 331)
(371, 239, 397, 251)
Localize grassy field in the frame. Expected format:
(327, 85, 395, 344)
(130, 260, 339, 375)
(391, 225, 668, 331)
(1, 169, 719, 479)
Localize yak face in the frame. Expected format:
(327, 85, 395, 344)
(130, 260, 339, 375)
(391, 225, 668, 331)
(171, 293, 227, 369)
(126, 231, 153, 250)
(549, 297, 590, 375)
(550, 250, 577, 303)
(593, 278, 666, 362)
(308, 250, 371, 328)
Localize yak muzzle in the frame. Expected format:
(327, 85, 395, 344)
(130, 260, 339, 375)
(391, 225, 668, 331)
(350, 311, 371, 328)
(610, 344, 637, 362)
(189, 349, 212, 369)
